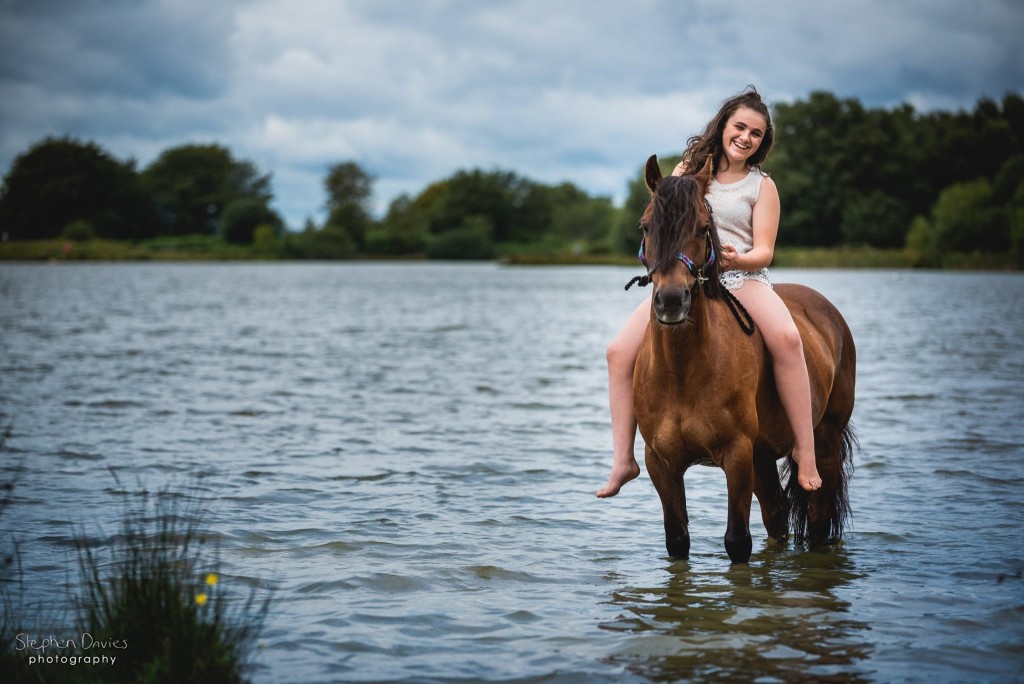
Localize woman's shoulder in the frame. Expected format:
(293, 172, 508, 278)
(755, 170, 776, 188)
(749, 166, 774, 185)
(754, 172, 779, 205)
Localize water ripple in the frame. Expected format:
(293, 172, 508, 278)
(0, 264, 1022, 682)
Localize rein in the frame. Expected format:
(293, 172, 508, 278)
(624, 227, 756, 336)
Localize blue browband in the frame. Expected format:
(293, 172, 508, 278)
(637, 230, 716, 288)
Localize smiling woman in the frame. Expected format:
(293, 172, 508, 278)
(599, 87, 827, 503)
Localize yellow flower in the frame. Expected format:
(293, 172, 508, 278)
(196, 593, 208, 606)
(205, 573, 219, 586)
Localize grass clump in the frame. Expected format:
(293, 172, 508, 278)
(1, 470, 270, 683)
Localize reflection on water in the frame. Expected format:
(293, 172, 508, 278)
(604, 544, 870, 682)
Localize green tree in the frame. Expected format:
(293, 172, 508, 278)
(992, 156, 1024, 206)
(140, 144, 272, 236)
(611, 170, 649, 255)
(307, 227, 358, 258)
(511, 180, 555, 245)
(323, 161, 375, 250)
(769, 92, 864, 246)
(544, 182, 616, 247)
(931, 178, 1001, 252)
(611, 155, 679, 254)
(426, 215, 496, 259)
(994, 156, 1024, 266)
(1010, 190, 1024, 268)
(252, 224, 277, 254)
(0, 136, 154, 240)
(221, 198, 283, 245)
(61, 219, 97, 242)
(906, 215, 939, 267)
(425, 168, 545, 244)
(365, 193, 428, 255)
(840, 191, 910, 248)
(1003, 93, 1024, 153)
(429, 169, 510, 237)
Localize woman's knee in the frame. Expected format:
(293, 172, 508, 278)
(607, 336, 639, 371)
(767, 323, 803, 360)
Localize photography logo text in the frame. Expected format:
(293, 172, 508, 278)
(15, 632, 128, 667)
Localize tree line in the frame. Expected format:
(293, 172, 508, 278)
(615, 91, 1024, 266)
(1, 90, 1021, 264)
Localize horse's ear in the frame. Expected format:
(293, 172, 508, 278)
(695, 155, 713, 193)
(645, 154, 662, 193)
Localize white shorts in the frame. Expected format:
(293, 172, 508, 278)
(719, 268, 772, 291)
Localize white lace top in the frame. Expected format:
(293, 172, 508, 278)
(706, 167, 772, 291)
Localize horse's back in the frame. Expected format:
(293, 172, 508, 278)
(775, 283, 853, 346)
(775, 282, 856, 416)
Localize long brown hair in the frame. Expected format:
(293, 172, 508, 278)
(681, 86, 774, 174)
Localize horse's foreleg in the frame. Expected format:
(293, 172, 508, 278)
(646, 446, 690, 558)
(723, 444, 755, 563)
(752, 448, 788, 541)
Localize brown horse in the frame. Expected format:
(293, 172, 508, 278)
(631, 155, 856, 563)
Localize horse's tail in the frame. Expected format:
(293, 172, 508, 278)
(784, 422, 857, 545)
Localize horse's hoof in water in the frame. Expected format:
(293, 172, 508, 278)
(725, 534, 752, 564)
(666, 535, 690, 559)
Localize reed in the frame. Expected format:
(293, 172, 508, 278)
(1, 468, 270, 683)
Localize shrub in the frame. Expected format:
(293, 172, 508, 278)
(252, 224, 277, 255)
(932, 179, 1001, 252)
(364, 227, 427, 256)
(221, 199, 283, 245)
(426, 215, 496, 260)
(61, 220, 97, 242)
(905, 215, 939, 268)
(306, 227, 358, 259)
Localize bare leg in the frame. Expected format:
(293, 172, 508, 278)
(596, 297, 650, 498)
(731, 281, 822, 491)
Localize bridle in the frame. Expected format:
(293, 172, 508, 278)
(634, 228, 716, 293)
(624, 206, 756, 336)
(625, 202, 716, 293)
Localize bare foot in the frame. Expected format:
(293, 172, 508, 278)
(794, 449, 822, 491)
(596, 458, 641, 498)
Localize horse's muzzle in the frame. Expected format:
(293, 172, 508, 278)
(654, 286, 691, 325)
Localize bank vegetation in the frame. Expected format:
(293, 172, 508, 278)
(2, 91, 1021, 270)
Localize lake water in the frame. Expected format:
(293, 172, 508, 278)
(1, 262, 1022, 682)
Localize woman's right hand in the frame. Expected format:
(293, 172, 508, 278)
(719, 244, 740, 270)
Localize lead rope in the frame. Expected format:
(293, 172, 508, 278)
(723, 288, 756, 336)
(624, 275, 651, 290)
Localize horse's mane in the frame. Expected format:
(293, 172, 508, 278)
(642, 175, 725, 300)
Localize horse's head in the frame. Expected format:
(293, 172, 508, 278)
(638, 154, 723, 326)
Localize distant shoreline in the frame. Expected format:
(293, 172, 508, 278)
(0, 239, 1019, 271)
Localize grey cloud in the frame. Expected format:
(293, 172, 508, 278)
(1, 0, 1021, 229)
(0, 0, 237, 100)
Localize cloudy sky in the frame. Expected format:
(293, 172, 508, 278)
(1, 0, 1021, 228)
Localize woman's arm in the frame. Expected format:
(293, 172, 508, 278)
(721, 176, 780, 271)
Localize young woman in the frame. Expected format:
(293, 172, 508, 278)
(596, 87, 823, 498)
